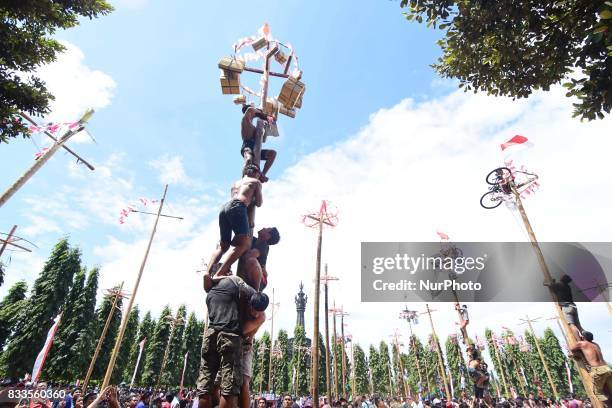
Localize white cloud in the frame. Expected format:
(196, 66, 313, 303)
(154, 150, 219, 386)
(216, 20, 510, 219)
(34, 41, 116, 143)
(88, 85, 612, 363)
(149, 155, 193, 186)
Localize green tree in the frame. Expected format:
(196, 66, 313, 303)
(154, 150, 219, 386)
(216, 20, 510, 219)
(0, 280, 28, 351)
(68, 267, 99, 380)
(289, 326, 307, 395)
(91, 285, 124, 381)
(369, 345, 384, 395)
(391, 341, 407, 398)
(541, 328, 570, 396)
(272, 329, 290, 393)
(256, 331, 271, 393)
(501, 330, 529, 397)
(0, 0, 113, 143)
(318, 333, 328, 396)
(141, 306, 172, 386)
(445, 335, 465, 397)
(252, 337, 261, 391)
(112, 305, 139, 384)
(125, 311, 156, 386)
(405, 335, 426, 395)
(162, 304, 187, 386)
(400, 0, 612, 120)
(353, 344, 369, 395)
(423, 336, 440, 397)
(524, 330, 548, 395)
(1, 238, 80, 377)
(181, 313, 203, 388)
(45, 268, 86, 380)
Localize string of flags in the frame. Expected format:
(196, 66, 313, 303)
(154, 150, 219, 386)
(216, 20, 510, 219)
(118, 198, 159, 224)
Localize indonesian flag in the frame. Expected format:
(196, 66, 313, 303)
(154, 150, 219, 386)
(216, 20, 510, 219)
(565, 361, 574, 394)
(32, 313, 62, 383)
(501, 135, 529, 151)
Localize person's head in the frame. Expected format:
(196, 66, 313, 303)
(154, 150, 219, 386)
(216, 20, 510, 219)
(242, 104, 256, 116)
(258, 227, 280, 245)
(583, 331, 593, 341)
(141, 392, 151, 403)
(283, 395, 293, 408)
(250, 292, 269, 311)
(560, 274, 572, 284)
(243, 163, 261, 179)
(83, 393, 97, 408)
(257, 397, 267, 408)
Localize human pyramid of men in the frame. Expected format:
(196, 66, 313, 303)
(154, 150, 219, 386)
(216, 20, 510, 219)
(197, 104, 280, 408)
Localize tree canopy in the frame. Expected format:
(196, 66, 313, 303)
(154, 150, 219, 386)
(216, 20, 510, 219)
(400, 0, 612, 120)
(0, 1, 113, 143)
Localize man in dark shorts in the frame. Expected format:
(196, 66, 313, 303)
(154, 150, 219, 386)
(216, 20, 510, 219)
(238, 227, 280, 292)
(241, 105, 276, 182)
(198, 274, 268, 408)
(544, 274, 585, 340)
(205, 164, 263, 286)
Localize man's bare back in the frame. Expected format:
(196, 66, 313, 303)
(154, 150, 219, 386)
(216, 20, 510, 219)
(573, 340, 607, 367)
(232, 175, 262, 207)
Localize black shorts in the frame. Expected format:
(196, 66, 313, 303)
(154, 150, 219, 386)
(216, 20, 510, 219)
(474, 385, 484, 399)
(219, 199, 249, 243)
(241, 139, 273, 160)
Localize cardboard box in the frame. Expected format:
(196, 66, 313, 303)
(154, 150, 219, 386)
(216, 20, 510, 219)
(274, 51, 288, 65)
(252, 37, 268, 51)
(278, 77, 305, 109)
(233, 95, 246, 105)
(218, 56, 245, 73)
(263, 98, 279, 116)
(220, 70, 241, 95)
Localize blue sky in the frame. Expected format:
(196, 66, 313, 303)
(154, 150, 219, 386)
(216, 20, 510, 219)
(1, 0, 611, 361)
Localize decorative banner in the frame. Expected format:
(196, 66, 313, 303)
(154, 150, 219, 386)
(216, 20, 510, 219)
(34, 148, 49, 160)
(437, 231, 450, 241)
(565, 361, 574, 394)
(118, 198, 159, 224)
(27, 121, 80, 135)
(32, 313, 62, 383)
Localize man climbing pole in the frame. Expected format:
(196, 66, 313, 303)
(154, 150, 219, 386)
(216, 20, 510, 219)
(466, 344, 491, 406)
(241, 105, 276, 182)
(237, 226, 280, 291)
(569, 332, 612, 405)
(544, 274, 586, 341)
(205, 163, 263, 288)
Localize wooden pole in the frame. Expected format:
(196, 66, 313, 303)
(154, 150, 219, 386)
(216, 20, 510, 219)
(424, 304, 451, 401)
(350, 341, 356, 399)
(323, 265, 333, 401)
(523, 316, 559, 401)
(387, 356, 394, 398)
(259, 343, 265, 394)
(0, 122, 87, 208)
(155, 315, 183, 390)
(19, 112, 95, 171)
(332, 301, 339, 400)
(406, 320, 424, 395)
(82, 282, 123, 392)
(393, 334, 408, 400)
(340, 309, 347, 399)
(507, 345, 528, 397)
(511, 187, 599, 406)
(311, 212, 323, 408)
(179, 351, 188, 394)
(0, 225, 17, 259)
(490, 332, 511, 398)
(268, 288, 275, 390)
(101, 185, 168, 389)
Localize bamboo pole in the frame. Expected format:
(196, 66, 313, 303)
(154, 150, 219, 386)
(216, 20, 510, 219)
(268, 288, 275, 390)
(101, 185, 168, 389)
(424, 304, 451, 401)
(155, 314, 184, 390)
(0, 225, 17, 259)
(0, 110, 93, 208)
(511, 187, 599, 406)
(340, 309, 347, 399)
(393, 334, 409, 400)
(323, 265, 333, 401)
(350, 341, 356, 399)
(490, 332, 511, 398)
(311, 212, 323, 407)
(82, 282, 124, 392)
(522, 316, 559, 401)
(332, 301, 339, 399)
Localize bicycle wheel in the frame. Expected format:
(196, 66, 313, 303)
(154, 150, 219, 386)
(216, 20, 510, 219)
(486, 167, 512, 185)
(480, 191, 503, 209)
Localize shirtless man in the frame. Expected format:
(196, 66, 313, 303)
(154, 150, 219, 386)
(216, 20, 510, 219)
(466, 345, 491, 406)
(241, 105, 276, 182)
(205, 164, 263, 283)
(569, 332, 611, 404)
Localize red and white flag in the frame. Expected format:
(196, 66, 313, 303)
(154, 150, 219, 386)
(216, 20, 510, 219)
(130, 338, 147, 387)
(501, 135, 530, 151)
(32, 313, 62, 383)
